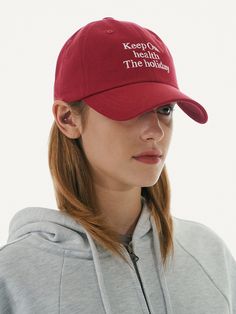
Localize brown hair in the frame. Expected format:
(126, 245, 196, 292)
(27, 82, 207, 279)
(48, 100, 174, 270)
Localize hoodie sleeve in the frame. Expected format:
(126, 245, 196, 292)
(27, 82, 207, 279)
(0, 277, 12, 314)
(0, 244, 13, 314)
(174, 216, 236, 313)
(224, 243, 236, 313)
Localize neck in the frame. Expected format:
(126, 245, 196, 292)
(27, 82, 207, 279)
(94, 184, 143, 236)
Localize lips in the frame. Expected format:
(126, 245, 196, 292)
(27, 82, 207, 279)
(133, 149, 163, 158)
(133, 155, 162, 164)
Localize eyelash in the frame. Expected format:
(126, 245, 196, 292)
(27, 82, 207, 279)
(157, 104, 175, 116)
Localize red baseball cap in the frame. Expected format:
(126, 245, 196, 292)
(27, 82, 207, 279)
(54, 17, 208, 123)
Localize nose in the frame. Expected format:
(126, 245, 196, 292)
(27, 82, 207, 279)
(141, 111, 165, 142)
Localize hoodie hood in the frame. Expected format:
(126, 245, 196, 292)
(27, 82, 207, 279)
(6, 196, 174, 313)
(7, 196, 151, 255)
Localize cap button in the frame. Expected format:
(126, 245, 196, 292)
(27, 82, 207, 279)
(103, 17, 114, 20)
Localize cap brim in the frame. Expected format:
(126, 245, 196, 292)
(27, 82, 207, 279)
(83, 82, 208, 123)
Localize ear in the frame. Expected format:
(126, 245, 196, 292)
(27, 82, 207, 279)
(52, 100, 82, 139)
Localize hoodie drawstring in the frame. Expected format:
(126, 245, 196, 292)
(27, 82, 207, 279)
(86, 231, 112, 314)
(85, 215, 173, 314)
(150, 215, 174, 314)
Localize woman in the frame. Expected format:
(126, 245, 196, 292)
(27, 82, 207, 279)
(0, 17, 235, 314)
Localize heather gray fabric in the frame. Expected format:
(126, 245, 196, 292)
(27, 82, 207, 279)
(0, 196, 236, 314)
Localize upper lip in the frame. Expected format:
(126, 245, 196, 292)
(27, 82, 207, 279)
(133, 149, 163, 158)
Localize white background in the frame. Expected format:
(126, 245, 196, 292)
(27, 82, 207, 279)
(0, 0, 235, 259)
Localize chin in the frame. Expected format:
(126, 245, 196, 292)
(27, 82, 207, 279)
(135, 174, 161, 187)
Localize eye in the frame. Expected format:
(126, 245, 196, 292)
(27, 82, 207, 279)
(157, 104, 175, 116)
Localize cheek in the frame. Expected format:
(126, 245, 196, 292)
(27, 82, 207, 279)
(81, 125, 122, 168)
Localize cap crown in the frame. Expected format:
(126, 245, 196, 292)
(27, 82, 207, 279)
(54, 17, 178, 102)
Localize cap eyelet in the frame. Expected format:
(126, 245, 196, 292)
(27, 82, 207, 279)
(105, 29, 114, 34)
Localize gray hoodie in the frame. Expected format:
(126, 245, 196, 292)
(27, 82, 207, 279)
(0, 196, 236, 314)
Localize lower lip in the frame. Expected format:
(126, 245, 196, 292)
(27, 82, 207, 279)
(133, 156, 162, 164)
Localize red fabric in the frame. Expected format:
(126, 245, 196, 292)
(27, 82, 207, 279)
(53, 17, 208, 124)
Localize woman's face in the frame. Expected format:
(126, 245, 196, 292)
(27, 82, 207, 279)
(79, 103, 175, 189)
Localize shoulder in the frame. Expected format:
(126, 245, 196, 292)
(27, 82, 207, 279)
(171, 216, 236, 311)
(172, 216, 225, 249)
(0, 234, 32, 271)
(172, 216, 236, 273)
